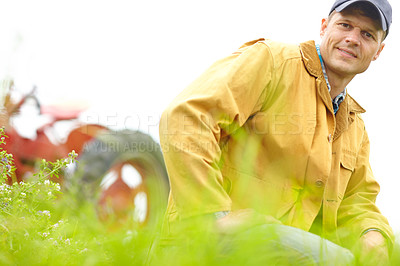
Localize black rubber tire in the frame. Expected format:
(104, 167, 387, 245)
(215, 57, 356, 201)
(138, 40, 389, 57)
(67, 129, 169, 227)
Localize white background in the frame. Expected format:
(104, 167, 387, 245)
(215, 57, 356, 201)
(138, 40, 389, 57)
(1, 0, 399, 233)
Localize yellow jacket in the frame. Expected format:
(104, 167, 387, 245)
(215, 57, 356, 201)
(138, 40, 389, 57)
(159, 39, 394, 247)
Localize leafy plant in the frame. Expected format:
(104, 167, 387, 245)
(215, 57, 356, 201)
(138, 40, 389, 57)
(0, 128, 156, 265)
(0, 128, 82, 264)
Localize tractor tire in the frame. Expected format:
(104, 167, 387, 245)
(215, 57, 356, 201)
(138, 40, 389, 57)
(67, 129, 169, 227)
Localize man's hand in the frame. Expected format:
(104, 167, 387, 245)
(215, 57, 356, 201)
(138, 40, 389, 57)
(357, 230, 389, 266)
(215, 209, 281, 235)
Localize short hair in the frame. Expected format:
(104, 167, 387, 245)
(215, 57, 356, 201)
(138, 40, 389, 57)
(328, 2, 387, 40)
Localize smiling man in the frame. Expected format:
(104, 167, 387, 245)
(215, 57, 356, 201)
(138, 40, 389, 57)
(159, 0, 393, 264)
(320, 1, 387, 99)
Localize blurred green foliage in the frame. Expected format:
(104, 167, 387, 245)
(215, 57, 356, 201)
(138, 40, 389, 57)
(0, 128, 398, 265)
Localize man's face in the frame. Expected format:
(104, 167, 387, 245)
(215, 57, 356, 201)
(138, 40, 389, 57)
(319, 9, 386, 80)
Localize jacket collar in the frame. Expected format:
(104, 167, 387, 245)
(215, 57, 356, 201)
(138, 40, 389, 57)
(334, 94, 366, 139)
(299, 40, 324, 79)
(345, 94, 366, 114)
(299, 40, 366, 140)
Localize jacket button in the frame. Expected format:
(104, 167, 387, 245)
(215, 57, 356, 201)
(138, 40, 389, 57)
(327, 134, 333, 143)
(315, 180, 324, 187)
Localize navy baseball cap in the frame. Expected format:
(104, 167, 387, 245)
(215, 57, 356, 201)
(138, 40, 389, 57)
(330, 0, 392, 32)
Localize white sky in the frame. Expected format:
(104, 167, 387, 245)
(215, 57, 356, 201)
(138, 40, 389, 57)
(1, 0, 400, 233)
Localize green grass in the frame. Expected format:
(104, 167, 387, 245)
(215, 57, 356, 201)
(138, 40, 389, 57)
(1, 128, 399, 265)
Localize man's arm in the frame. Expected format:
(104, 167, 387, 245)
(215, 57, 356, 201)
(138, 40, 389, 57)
(337, 129, 394, 260)
(159, 39, 273, 220)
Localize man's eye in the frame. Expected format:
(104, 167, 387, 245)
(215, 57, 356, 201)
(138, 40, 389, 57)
(339, 23, 350, 28)
(363, 32, 373, 38)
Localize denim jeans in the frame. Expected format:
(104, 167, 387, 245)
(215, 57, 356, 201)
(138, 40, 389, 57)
(221, 224, 355, 265)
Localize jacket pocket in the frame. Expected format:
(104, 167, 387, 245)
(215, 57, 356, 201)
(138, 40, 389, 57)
(338, 151, 357, 199)
(340, 151, 356, 171)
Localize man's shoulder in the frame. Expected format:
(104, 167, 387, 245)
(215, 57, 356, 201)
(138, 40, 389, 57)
(240, 38, 300, 56)
(238, 38, 313, 62)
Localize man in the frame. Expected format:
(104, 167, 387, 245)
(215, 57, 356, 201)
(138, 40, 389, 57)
(159, 0, 393, 264)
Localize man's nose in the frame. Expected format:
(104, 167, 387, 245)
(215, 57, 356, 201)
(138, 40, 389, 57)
(345, 30, 361, 46)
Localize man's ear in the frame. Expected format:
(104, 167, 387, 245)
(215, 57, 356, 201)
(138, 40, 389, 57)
(320, 18, 328, 38)
(373, 43, 385, 61)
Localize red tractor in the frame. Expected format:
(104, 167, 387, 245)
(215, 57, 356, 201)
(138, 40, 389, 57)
(0, 80, 169, 226)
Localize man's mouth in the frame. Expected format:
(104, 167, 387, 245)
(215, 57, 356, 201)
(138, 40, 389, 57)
(337, 48, 357, 58)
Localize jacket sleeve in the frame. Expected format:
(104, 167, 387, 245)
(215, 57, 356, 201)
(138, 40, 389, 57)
(337, 129, 394, 249)
(159, 40, 273, 219)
